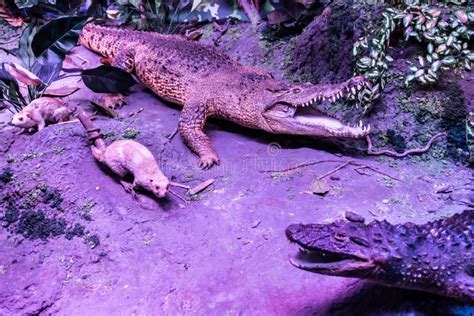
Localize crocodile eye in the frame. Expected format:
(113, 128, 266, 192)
(293, 88, 302, 93)
(18, 117, 24, 121)
(334, 233, 347, 242)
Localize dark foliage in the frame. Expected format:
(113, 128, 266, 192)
(31, 16, 88, 65)
(82, 65, 136, 93)
(16, 210, 67, 239)
(0, 167, 14, 183)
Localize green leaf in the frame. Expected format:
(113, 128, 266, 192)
(191, 0, 202, 11)
(427, 43, 434, 54)
(415, 69, 424, 78)
(405, 74, 416, 83)
(418, 56, 425, 67)
(82, 65, 136, 93)
(442, 56, 456, 65)
(32, 16, 89, 66)
(403, 14, 413, 27)
(17, 24, 39, 69)
(14, 0, 38, 9)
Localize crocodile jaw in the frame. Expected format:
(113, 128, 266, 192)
(286, 223, 374, 277)
(262, 76, 371, 138)
(289, 247, 375, 276)
(262, 104, 370, 138)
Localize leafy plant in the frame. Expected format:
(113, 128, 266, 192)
(106, 0, 247, 33)
(0, 16, 88, 112)
(264, 0, 319, 26)
(352, 3, 473, 109)
(468, 112, 474, 164)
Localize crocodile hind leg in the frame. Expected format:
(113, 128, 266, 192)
(178, 102, 219, 169)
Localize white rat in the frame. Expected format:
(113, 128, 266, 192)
(11, 97, 70, 133)
(77, 110, 170, 199)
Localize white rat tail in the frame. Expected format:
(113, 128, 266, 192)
(77, 110, 106, 151)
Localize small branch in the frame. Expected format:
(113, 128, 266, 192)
(317, 161, 352, 180)
(189, 178, 215, 195)
(166, 128, 179, 142)
(261, 159, 401, 182)
(354, 165, 401, 182)
(169, 181, 191, 190)
(260, 160, 342, 173)
(168, 189, 188, 204)
(366, 132, 447, 158)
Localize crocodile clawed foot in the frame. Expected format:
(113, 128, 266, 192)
(99, 93, 127, 110)
(197, 154, 220, 170)
(120, 180, 134, 194)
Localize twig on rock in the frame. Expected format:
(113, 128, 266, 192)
(317, 161, 352, 180)
(169, 181, 191, 190)
(260, 160, 343, 173)
(166, 128, 179, 142)
(262, 159, 401, 182)
(354, 165, 401, 182)
(168, 189, 188, 204)
(189, 178, 215, 195)
(366, 132, 447, 158)
(128, 107, 144, 117)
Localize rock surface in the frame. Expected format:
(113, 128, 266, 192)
(1, 10, 474, 315)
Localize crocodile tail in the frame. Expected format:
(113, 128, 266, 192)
(79, 24, 125, 58)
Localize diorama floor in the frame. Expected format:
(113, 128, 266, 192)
(0, 47, 473, 315)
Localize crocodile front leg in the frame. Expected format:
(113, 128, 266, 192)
(110, 48, 136, 73)
(178, 102, 219, 169)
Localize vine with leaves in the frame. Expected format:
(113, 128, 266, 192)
(353, 3, 474, 110)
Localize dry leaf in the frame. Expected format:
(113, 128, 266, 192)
(310, 179, 331, 195)
(44, 85, 80, 97)
(5, 62, 43, 86)
(91, 101, 118, 118)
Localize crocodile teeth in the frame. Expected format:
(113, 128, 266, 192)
(351, 87, 357, 94)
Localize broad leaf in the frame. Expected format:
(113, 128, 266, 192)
(5, 62, 43, 86)
(31, 16, 88, 66)
(31, 61, 62, 87)
(17, 24, 39, 69)
(82, 65, 136, 93)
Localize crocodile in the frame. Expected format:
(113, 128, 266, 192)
(79, 24, 371, 169)
(286, 210, 474, 302)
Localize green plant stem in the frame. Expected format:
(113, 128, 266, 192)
(56, 74, 81, 80)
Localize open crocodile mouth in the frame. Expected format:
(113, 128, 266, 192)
(293, 78, 368, 106)
(263, 103, 370, 138)
(289, 246, 373, 274)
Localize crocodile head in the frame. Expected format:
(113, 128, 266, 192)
(285, 217, 400, 278)
(261, 76, 371, 138)
(285, 211, 474, 302)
